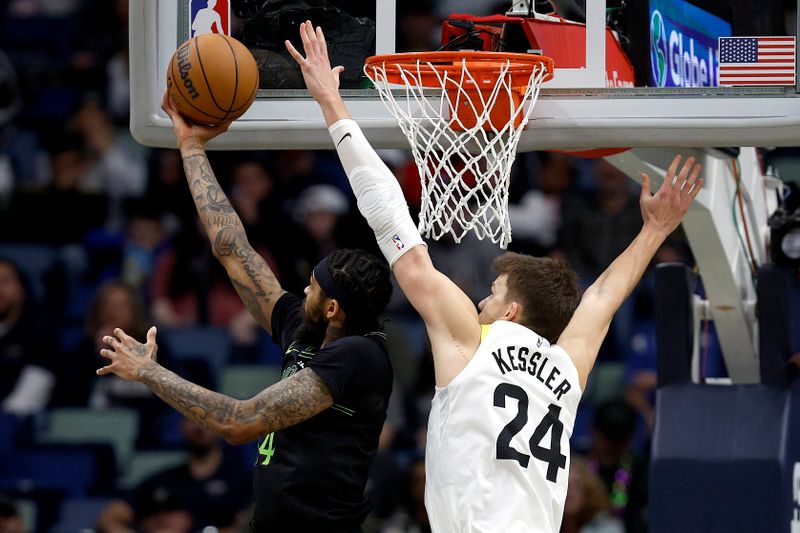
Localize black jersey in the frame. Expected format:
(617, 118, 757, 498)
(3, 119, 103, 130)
(250, 293, 393, 532)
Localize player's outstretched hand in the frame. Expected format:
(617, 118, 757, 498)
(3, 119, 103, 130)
(639, 154, 703, 237)
(285, 21, 344, 103)
(161, 90, 231, 148)
(97, 326, 159, 382)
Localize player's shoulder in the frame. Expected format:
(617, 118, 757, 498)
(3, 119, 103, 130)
(329, 331, 388, 355)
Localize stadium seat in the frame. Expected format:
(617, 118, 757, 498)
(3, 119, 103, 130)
(159, 326, 232, 379)
(48, 497, 111, 533)
(0, 448, 97, 497)
(15, 498, 37, 533)
(0, 412, 16, 461)
(219, 364, 282, 399)
(117, 450, 186, 490)
(36, 407, 139, 473)
(48, 497, 113, 533)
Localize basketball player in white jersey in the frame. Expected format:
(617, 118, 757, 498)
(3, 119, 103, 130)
(287, 22, 703, 532)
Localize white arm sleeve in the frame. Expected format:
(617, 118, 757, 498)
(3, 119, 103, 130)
(329, 119, 425, 266)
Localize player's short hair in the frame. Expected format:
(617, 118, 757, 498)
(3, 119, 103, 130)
(492, 252, 582, 343)
(327, 249, 392, 335)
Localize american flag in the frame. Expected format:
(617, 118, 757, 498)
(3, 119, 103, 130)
(718, 36, 796, 86)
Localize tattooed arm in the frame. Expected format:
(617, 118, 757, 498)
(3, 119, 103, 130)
(161, 92, 285, 333)
(99, 327, 333, 444)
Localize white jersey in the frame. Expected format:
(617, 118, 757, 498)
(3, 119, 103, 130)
(425, 320, 582, 533)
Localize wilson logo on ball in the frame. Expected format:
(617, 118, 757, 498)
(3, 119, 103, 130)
(167, 33, 259, 126)
(176, 42, 200, 99)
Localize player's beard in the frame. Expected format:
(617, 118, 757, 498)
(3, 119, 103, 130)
(294, 298, 328, 348)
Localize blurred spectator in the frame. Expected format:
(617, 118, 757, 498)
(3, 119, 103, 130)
(273, 149, 320, 200)
(510, 152, 579, 256)
(70, 97, 146, 198)
(623, 322, 658, 436)
(228, 156, 308, 295)
(293, 183, 350, 260)
(96, 418, 252, 533)
(51, 280, 172, 448)
(150, 223, 243, 328)
(397, 1, 439, 52)
(378, 455, 430, 533)
(0, 131, 108, 244)
(561, 456, 624, 533)
(126, 492, 193, 533)
(51, 279, 153, 407)
(425, 234, 501, 303)
(0, 495, 25, 533)
(586, 399, 649, 533)
(71, 0, 129, 98)
(0, 258, 57, 417)
(142, 149, 198, 240)
(560, 159, 644, 358)
(104, 4, 132, 126)
(70, 96, 148, 231)
(120, 204, 168, 292)
(148, 217, 272, 349)
(561, 159, 642, 281)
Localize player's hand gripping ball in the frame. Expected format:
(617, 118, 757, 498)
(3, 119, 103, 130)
(167, 34, 259, 125)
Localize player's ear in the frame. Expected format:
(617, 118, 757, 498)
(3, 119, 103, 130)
(503, 301, 522, 322)
(325, 298, 343, 321)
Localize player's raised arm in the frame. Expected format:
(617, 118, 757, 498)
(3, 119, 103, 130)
(286, 22, 482, 385)
(558, 155, 703, 389)
(97, 326, 333, 444)
(161, 93, 285, 333)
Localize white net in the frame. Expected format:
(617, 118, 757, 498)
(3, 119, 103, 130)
(366, 55, 548, 248)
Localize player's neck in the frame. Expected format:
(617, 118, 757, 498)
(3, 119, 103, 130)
(321, 322, 346, 347)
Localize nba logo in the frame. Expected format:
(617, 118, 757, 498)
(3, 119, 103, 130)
(189, 0, 230, 37)
(392, 234, 405, 251)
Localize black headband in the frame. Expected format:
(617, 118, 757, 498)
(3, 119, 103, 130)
(312, 255, 365, 318)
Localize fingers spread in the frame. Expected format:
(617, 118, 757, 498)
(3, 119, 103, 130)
(114, 327, 132, 343)
(146, 325, 158, 345)
(665, 154, 682, 188)
(689, 177, 705, 199)
(640, 173, 651, 198)
(683, 162, 702, 193)
(317, 25, 328, 55)
(102, 335, 118, 348)
(285, 39, 304, 63)
(99, 348, 114, 360)
(676, 156, 696, 190)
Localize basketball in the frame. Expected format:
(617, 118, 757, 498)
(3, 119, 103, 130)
(167, 34, 259, 126)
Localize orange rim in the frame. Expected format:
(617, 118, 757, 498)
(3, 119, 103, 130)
(365, 51, 554, 88)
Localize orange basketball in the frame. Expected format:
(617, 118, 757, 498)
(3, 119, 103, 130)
(167, 34, 259, 126)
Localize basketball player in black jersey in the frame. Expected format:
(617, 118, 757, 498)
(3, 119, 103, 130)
(97, 93, 395, 533)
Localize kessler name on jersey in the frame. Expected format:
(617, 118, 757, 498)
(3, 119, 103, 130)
(492, 345, 572, 401)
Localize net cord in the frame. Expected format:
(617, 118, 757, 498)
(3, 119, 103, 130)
(366, 58, 547, 248)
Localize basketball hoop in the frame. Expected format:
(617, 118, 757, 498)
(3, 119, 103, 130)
(365, 51, 553, 248)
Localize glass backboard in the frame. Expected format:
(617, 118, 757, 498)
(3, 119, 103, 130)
(129, 0, 800, 151)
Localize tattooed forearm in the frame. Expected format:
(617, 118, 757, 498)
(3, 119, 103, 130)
(178, 141, 285, 330)
(249, 368, 334, 433)
(138, 361, 242, 436)
(214, 226, 238, 257)
(138, 364, 332, 444)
